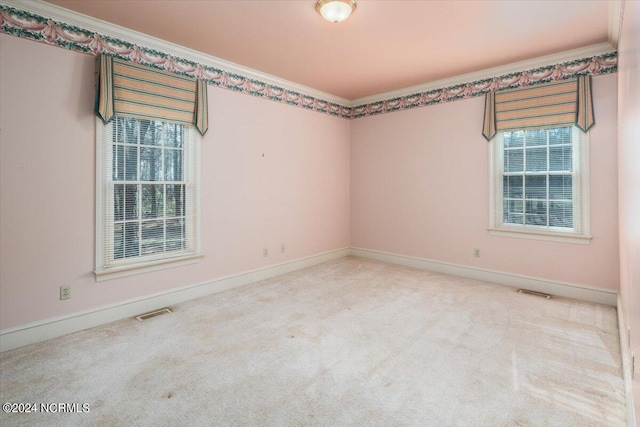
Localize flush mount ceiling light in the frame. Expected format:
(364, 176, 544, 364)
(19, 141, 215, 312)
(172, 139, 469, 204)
(315, 0, 357, 23)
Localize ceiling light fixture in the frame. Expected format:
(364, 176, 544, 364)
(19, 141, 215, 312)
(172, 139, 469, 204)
(315, 0, 357, 23)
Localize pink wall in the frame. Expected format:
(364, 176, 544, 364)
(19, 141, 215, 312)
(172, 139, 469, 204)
(350, 73, 619, 290)
(0, 34, 350, 330)
(0, 28, 624, 348)
(617, 0, 640, 418)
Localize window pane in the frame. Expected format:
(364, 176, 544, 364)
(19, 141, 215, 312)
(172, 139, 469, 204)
(503, 176, 523, 198)
(549, 146, 572, 171)
(166, 240, 185, 252)
(549, 201, 574, 228)
(124, 118, 139, 144)
(525, 129, 547, 146)
(101, 116, 198, 269)
(505, 199, 523, 214)
(525, 147, 547, 172)
(525, 200, 547, 226)
(114, 223, 124, 259)
(112, 145, 124, 180)
(165, 123, 183, 148)
(114, 184, 124, 221)
(504, 149, 523, 172)
(549, 127, 571, 145)
(125, 146, 138, 181)
(141, 220, 164, 255)
(124, 222, 140, 258)
(167, 218, 184, 240)
(141, 184, 164, 219)
(509, 131, 525, 148)
(549, 175, 573, 200)
(140, 120, 163, 146)
(503, 199, 523, 225)
(503, 132, 524, 148)
(114, 117, 126, 144)
(125, 185, 139, 220)
(504, 213, 524, 225)
(166, 185, 185, 217)
(494, 126, 581, 235)
(164, 149, 183, 181)
(140, 147, 162, 181)
(525, 175, 547, 199)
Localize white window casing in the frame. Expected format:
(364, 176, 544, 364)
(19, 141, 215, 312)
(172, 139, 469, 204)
(488, 126, 591, 244)
(95, 117, 201, 281)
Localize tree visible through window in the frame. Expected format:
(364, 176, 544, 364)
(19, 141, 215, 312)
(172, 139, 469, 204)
(112, 117, 187, 259)
(96, 116, 200, 278)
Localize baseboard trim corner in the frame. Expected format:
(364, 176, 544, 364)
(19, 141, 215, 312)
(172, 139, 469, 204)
(0, 247, 350, 352)
(349, 247, 617, 306)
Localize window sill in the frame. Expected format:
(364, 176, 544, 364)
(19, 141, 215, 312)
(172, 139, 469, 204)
(94, 253, 203, 282)
(488, 227, 592, 245)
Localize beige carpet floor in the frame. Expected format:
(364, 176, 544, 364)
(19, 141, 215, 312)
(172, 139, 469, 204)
(0, 256, 627, 426)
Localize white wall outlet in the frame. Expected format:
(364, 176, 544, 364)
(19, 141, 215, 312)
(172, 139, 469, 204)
(60, 285, 71, 300)
(281, 244, 285, 253)
(474, 249, 481, 258)
(263, 248, 268, 257)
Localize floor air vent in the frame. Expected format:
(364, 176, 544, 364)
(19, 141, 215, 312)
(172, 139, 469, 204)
(135, 308, 172, 321)
(517, 289, 551, 299)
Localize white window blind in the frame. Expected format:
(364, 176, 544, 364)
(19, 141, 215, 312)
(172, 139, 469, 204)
(489, 126, 590, 243)
(96, 116, 201, 278)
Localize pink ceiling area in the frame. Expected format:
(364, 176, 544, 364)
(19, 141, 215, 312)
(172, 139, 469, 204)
(45, 0, 610, 100)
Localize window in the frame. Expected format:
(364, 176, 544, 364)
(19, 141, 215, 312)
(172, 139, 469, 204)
(95, 116, 201, 280)
(489, 126, 590, 244)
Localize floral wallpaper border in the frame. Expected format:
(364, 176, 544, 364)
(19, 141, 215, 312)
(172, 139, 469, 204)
(351, 52, 617, 118)
(1, 4, 618, 120)
(0, 5, 352, 118)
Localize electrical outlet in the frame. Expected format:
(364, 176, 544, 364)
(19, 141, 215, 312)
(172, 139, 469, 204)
(474, 249, 481, 258)
(281, 244, 285, 253)
(263, 248, 268, 257)
(60, 285, 71, 300)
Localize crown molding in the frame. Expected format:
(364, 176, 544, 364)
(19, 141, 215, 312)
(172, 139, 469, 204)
(608, 0, 623, 49)
(1, 0, 351, 107)
(351, 42, 616, 107)
(350, 49, 616, 118)
(1, 0, 618, 120)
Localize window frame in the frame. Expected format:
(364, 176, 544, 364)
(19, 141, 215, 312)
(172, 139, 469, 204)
(95, 117, 202, 281)
(488, 126, 591, 244)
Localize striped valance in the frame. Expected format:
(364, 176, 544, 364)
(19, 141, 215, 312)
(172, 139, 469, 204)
(482, 75, 594, 141)
(95, 54, 208, 135)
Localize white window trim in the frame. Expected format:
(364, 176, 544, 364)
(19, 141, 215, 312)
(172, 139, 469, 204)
(95, 119, 202, 281)
(488, 127, 591, 245)
(94, 254, 202, 282)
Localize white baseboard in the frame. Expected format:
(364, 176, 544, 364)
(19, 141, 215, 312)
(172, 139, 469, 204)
(0, 247, 350, 352)
(349, 247, 617, 306)
(1, 246, 619, 353)
(617, 295, 637, 427)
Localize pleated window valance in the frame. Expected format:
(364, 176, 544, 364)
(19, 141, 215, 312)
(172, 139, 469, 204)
(482, 75, 594, 141)
(95, 54, 208, 135)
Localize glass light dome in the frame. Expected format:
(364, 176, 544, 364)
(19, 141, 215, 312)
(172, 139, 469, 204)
(316, 0, 357, 23)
